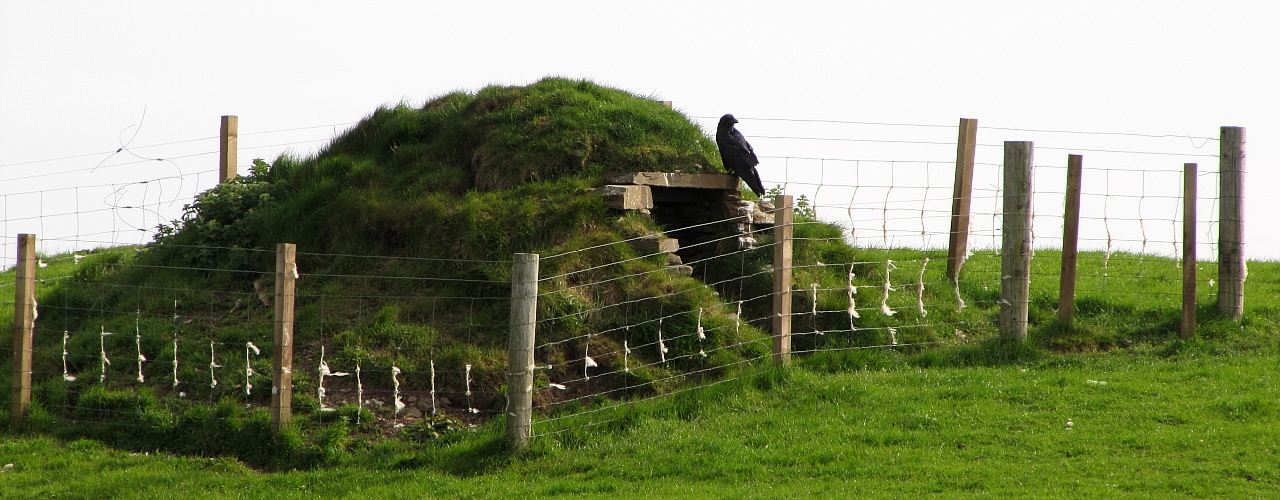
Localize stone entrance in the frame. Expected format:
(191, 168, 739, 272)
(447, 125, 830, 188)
(597, 172, 774, 273)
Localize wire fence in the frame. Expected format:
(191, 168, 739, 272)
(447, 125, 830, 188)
(527, 206, 971, 439)
(0, 118, 354, 269)
(706, 116, 1223, 257)
(708, 116, 1229, 315)
(0, 113, 1240, 449)
(0, 245, 513, 432)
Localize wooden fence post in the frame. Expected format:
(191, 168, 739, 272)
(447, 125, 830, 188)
(506, 253, 539, 452)
(1183, 163, 1197, 339)
(9, 234, 36, 425)
(1000, 142, 1033, 341)
(219, 115, 238, 183)
(947, 118, 978, 281)
(270, 243, 296, 434)
(1057, 154, 1083, 323)
(772, 195, 794, 365)
(1217, 126, 1245, 321)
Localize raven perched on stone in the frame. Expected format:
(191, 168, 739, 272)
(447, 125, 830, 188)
(716, 114, 766, 197)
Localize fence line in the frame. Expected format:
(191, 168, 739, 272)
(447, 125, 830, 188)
(3, 242, 520, 436)
(0, 112, 1248, 455)
(0, 115, 361, 269)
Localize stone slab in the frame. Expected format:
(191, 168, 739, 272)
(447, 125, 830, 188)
(605, 172, 740, 190)
(629, 237, 679, 255)
(596, 184, 653, 210)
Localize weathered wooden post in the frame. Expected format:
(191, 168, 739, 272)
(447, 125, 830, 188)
(219, 115, 238, 183)
(1182, 163, 1197, 339)
(506, 253, 539, 452)
(9, 234, 36, 425)
(1057, 154, 1083, 323)
(270, 242, 296, 434)
(947, 118, 978, 281)
(772, 195, 794, 365)
(1000, 142, 1033, 341)
(1217, 126, 1245, 321)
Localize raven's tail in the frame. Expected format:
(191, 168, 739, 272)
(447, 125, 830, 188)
(746, 171, 766, 198)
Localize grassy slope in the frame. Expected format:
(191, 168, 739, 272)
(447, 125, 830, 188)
(3, 348, 1278, 498)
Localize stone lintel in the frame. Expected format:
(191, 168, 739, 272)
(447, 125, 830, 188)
(604, 172, 740, 190)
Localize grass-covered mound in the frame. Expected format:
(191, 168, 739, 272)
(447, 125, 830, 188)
(1, 78, 784, 468)
(132, 77, 768, 388)
(153, 77, 722, 264)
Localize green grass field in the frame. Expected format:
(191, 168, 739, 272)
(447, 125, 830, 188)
(2, 345, 1278, 498)
(2, 248, 1279, 498)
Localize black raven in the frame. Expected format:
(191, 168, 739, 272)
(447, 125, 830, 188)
(716, 114, 766, 197)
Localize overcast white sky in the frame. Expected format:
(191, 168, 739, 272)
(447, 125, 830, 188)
(1, 1, 1277, 262)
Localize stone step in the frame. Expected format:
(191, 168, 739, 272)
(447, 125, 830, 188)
(665, 265, 694, 276)
(628, 236, 679, 255)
